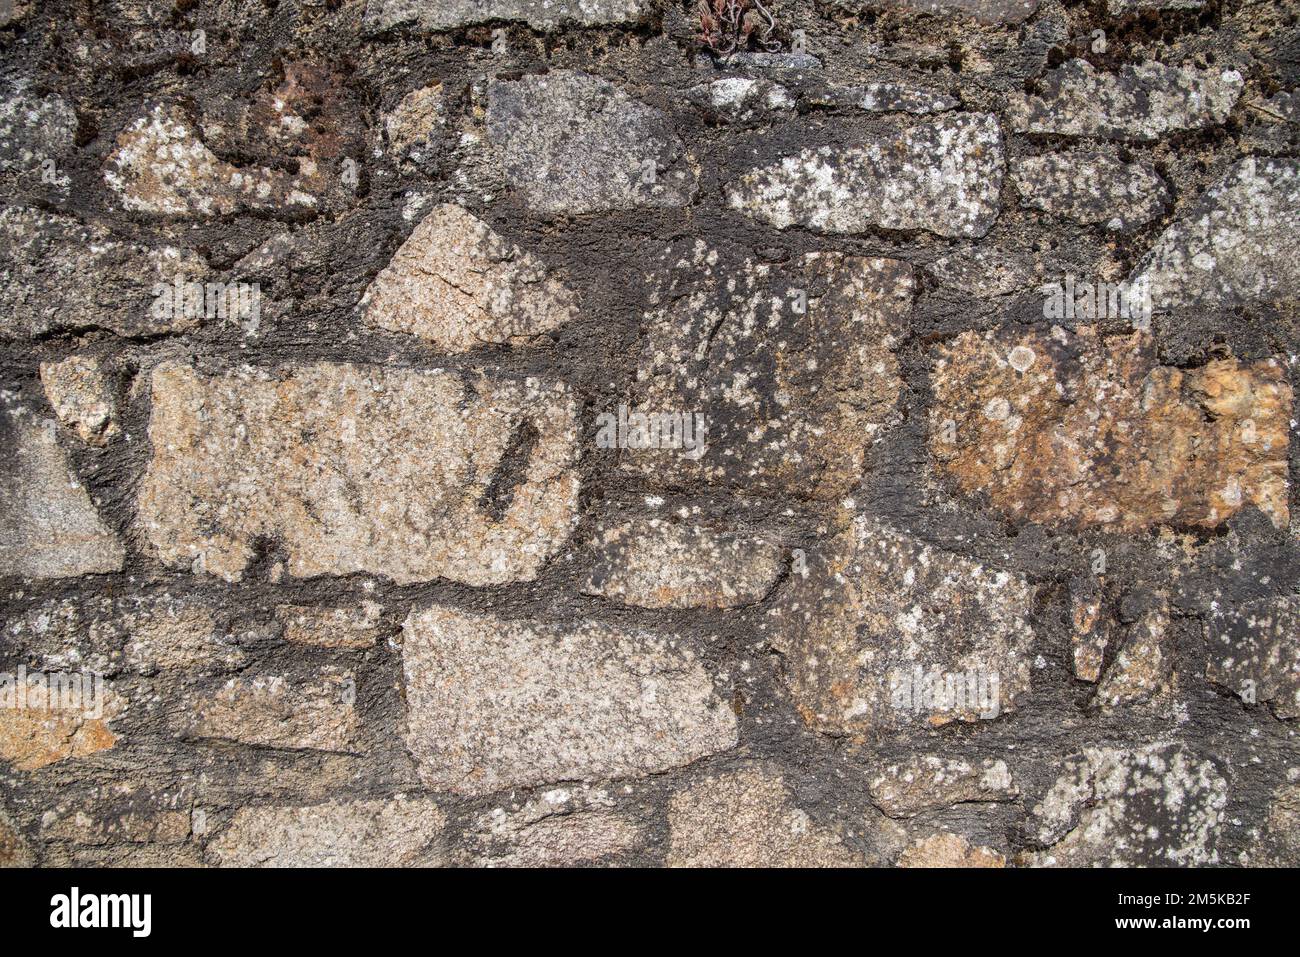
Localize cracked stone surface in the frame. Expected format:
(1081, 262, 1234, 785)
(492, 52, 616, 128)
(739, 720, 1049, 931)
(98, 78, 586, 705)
(728, 113, 1004, 238)
(361, 203, 579, 351)
(930, 327, 1291, 532)
(1008, 59, 1242, 140)
(485, 71, 696, 216)
(137, 361, 580, 585)
(401, 605, 737, 796)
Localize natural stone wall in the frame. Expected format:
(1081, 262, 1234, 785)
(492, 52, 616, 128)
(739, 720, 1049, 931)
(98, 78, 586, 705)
(1, 0, 1298, 868)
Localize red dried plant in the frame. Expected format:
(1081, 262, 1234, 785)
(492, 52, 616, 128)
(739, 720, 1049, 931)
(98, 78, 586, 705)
(696, 0, 781, 56)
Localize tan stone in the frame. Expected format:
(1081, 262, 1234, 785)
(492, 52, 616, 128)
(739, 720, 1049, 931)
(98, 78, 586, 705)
(0, 677, 124, 771)
(383, 84, 444, 154)
(39, 355, 121, 445)
(43, 808, 190, 846)
(137, 361, 579, 585)
(277, 602, 384, 649)
(869, 756, 1017, 817)
(0, 807, 33, 867)
(930, 327, 1290, 531)
(1095, 595, 1172, 708)
(668, 766, 862, 867)
(401, 604, 737, 796)
(897, 833, 1006, 868)
(1070, 578, 1109, 682)
(206, 798, 444, 867)
(177, 669, 357, 752)
(361, 204, 579, 351)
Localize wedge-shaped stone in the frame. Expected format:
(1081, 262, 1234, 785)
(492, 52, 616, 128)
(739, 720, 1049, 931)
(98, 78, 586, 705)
(137, 361, 579, 584)
(764, 515, 1035, 734)
(401, 605, 737, 796)
(727, 113, 1003, 238)
(1, 402, 124, 578)
(361, 204, 579, 351)
(930, 327, 1291, 531)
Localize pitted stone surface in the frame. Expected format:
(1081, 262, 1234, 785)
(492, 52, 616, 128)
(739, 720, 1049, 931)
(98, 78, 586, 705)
(177, 668, 358, 752)
(0, 82, 76, 174)
(765, 515, 1036, 734)
(39, 355, 121, 446)
(485, 71, 696, 216)
(624, 246, 911, 499)
(930, 327, 1291, 532)
(582, 519, 783, 609)
(1131, 158, 1300, 310)
(1012, 151, 1170, 229)
(1008, 59, 1242, 140)
(361, 204, 579, 351)
(137, 361, 579, 585)
(401, 604, 737, 797)
(1206, 595, 1300, 719)
(727, 113, 1004, 238)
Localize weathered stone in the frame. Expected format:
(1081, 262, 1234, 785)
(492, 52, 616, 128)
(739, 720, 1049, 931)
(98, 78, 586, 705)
(926, 246, 1038, 299)
(1261, 90, 1300, 124)
(4, 595, 245, 675)
(765, 515, 1035, 734)
(1009, 59, 1242, 140)
(1069, 577, 1109, 683)
(39, 355, 122, 446)
(277, 602, 384, 649)
(43, 804, 190, 846)
(1095, 593, 1172, 708)
(0, 82, 76, 175)
(878, 0, 1039, 23)
(485, 71, 696, 216)
(383, 84, 444, 155)
(137, 361, 579, 585)
(1206, 595, 1300, 719)
(0, 402, 124, 579)
(361, 204, 579, 351)
(177, 669, 358, 752)
(1028, 744, 1228, 866)
(687, 78, 795, 123)
(0, 678, 124, 771)
(624, 247, 911, 499)
(0, 206, 206, 338)
(869, 755, 1017, 817)
(897, 832, 1005, 867)
(667, 766, 862, 867)
(0, 807, 33, 867)
(206, 798, 444, 867)
(727, 113, 1003, 238)
(1258, 777, 1300, 865)
(365, 0, 653, 32)
(1107, 0, 1203, 12)
(803, 81, 958, 115)
(930, 327, 1291, 531)
(582, 520, 783, 609)
(1012, 151, 1170, 229)
(460, 791, 642, 867)
(0, 1, 29, 28)
(1131, 158, 1300, 310)
(401, 605, 737, 796)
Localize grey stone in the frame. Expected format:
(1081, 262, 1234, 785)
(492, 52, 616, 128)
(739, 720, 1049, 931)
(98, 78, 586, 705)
(0, 82, 77, 175)
(727, 113, 1004, 238)
(364, 0, 653, 32)
(1206, 595, 1300, 719)
(686, 78, 795, 123)
(1009, 59, 1242, 140)
(401, 604, 737, 796)
(485, 70, 696, 216)
(137, 361, 579, 585)
(877, 0, 1039, 23)
(1131, 158, 1300, 310)
(803, 80, 958, 114)
(869, 755, 1018, 817)
(1012, 151, 1170, 229)
(178, 668, 358, 751)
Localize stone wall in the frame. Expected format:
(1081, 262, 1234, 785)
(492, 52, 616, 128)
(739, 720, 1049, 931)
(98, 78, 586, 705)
(1, 0, 1298, 867)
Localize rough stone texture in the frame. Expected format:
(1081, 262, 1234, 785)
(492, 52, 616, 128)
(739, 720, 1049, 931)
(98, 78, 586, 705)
(1008, 60, 1243, 140)
(869, 756, 1017, 817)
(0, 808, 33, 867)
(687, 78, 796, 123)
(0, 82, 76, 174)
(39, 355, 122, 445)
(581, 519, 783, 608)
(382, 84, 445, 156)
(401, 605, 737, 797)
(728, 113, 1004, 238)
(485, 71, 696, 216)
(897, 832, 1006, 867)
(364, 0, 653, 32)
(879, 0, 1039, 23)
(1131, 159, 1300, 310)
(206, 798, 444, 867)
(360, 204, 580, 351)
(765, 515, 1036, 734)
(667, 767, 862, 867)
(277, 603, 385, 650)
(1070, 578, 1109, 683)
(137, 361, 579, 585)
(0, 401, 124, 578)
(177, 669, 358, 752)
(1012, 151, 1170, 229)
(803, 81, 958, 115)
(1095, 593, 1172, 709)
(1206, 596, 1300, 720)
(0, 682, 124, 771)
(459, 790, 642, 866)
(1027, 744, 1229, 866)
(625, 247, 911, 499)
(0, 206, 207, 338)
(930, 327, 1291, 532)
